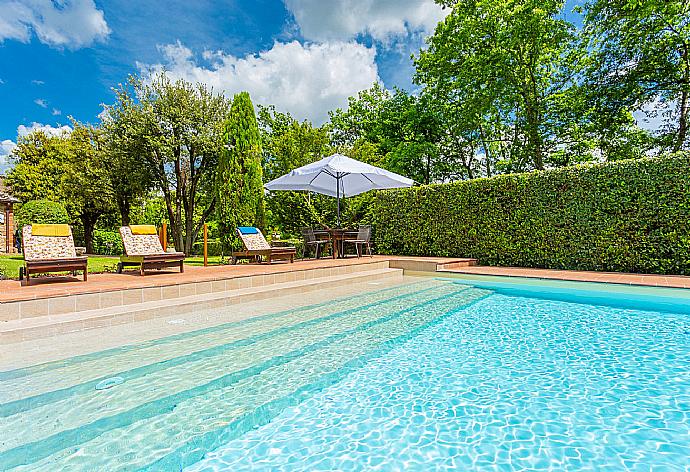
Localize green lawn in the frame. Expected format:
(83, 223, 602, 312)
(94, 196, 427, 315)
(0, 254, 227, 279)
(185, 255, 225, 266)
(0, 254, 121, 279)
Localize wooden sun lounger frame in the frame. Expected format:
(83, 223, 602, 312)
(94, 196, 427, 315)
(231, 228, 296, 264)
(231, 248, 296, 264)
(24, 257, 88, 285)
(117, 254, 185, 276)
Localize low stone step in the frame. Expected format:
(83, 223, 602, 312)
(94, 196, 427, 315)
(0, 268, 403, 344)
(0, 260, 392, 323)
(437, 260, 478, 270)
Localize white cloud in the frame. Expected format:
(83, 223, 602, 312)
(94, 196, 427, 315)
(0, 139, 16, 175)
(52, 108, 61, 116)
(283, 0, 447, 42)
(139, 40, 380, 124)
(34, 98, 47, 108)
(0, 123, 72, 174)
(0, 78, 5, 85)
(0, 0, 110, 49)
(31, 79, 44, 85)
(17, 122, 72, 138)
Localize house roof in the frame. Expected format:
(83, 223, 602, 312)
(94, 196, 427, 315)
(0, 178, 19, 203)
(0, 190, 19, 204)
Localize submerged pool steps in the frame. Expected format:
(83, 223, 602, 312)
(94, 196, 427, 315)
(0, 279, 441, 397)
(3, 284, 491, 471)
(0, 280, 444, 414)
(0, 283, 460, 454)
(0, 263, 402, 344)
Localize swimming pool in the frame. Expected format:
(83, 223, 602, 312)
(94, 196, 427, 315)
(1, 275, 689, 470)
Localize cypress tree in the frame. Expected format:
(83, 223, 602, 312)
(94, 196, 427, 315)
(216, 92, 265, 250)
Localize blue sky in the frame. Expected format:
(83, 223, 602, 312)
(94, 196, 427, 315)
(0, 0, 589, 174)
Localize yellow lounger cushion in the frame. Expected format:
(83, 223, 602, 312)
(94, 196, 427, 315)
(31, 224, 71, 237)
(129, 225, 158, 235)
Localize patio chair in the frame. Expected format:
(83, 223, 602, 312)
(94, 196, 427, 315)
(21, 224, 88, 285)
(342, 225, 373, 257)
(118, 225, 185, 276)
(232, 226, 296, 264)
(301, 227, 330, 259)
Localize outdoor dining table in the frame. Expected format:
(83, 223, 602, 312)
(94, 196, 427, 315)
(314, 228, 358, 259)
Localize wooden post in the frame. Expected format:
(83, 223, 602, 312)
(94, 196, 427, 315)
(162, 222, 167, 252)
(203, 223, 208, 267)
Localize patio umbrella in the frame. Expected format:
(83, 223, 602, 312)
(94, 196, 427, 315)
(264, 153, 413, 226)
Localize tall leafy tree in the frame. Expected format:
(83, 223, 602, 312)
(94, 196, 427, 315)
(216, 92, 265, 249)
(61, 124, 116, 253)
(415, 0, 581, 170)
(329, 85, 443, 184)
(107, 73, 230, 254)
(4, 130, 71, 202)
(582, 0, 690, 151)
(100, 92, 154, 226)
(259, 105, 331, 235)
(5, 125, 116, 252)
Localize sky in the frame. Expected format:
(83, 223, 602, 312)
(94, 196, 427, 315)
(0, 0, 454, 174)
(0, 0, 600, 176)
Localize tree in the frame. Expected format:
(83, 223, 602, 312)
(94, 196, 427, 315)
(5, 125, 116, 253)
(415, 0, 581, 171)
(258, 105, 331, 235)
(107, 73, 231, 254)
(61, 124, 116, 254)
(329, 86, 443, 184)
(581, 0, 690, 152)
(4, 130, 71, 202)
(100, 92, 154, 226)
(216, 92, 265, 249)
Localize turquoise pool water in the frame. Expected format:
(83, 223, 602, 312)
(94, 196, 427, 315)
(1, 277, 689, 470)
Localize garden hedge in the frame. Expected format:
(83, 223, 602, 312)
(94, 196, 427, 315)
(371, 153, 690, 275)
(92, 230, 124, 255)
(14, 200, 69, 229)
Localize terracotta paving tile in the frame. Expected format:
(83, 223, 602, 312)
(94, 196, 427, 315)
(0, 256, 468, 304)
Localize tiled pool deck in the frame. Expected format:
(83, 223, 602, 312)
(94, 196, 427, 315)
(0, 256, 470, 303)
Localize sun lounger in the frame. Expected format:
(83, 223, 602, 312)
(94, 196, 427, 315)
(118, 225, 185, 275)
(22, 224, 88, 285)
(232, 226, 296, 264)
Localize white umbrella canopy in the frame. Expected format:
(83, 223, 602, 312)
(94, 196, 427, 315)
(265, 153, 414, 197)
(264, 153, 414, 225)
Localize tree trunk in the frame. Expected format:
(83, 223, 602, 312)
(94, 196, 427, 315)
(524, 102, 544, 170)
(118, 197, 131, 227)
(675, 88, 688, 152)
(81, 214, 98, 254)
(184, 207, 195, 256)
(675, 45, 689, 152)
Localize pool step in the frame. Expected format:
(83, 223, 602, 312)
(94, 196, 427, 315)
(4, 285, 491, 471)
(0, 268, 403, 344)
(0, 260, 393, 324)
(0, 280, 444, 404)
(0, 283, 457, 442)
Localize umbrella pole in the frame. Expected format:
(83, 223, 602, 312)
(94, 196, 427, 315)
(336, 174, 341, 227)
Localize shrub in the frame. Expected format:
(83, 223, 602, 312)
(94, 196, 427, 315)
(92, 230, 124, 255)
(371, 153, 690, 275)
(15, 200, 69, 229)
(192, 238, 224, 257)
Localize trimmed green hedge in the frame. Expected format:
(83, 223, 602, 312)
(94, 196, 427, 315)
(371, 153, 690, 275)
(92, 230, 124, 255)
(15, 200, 69, 229)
